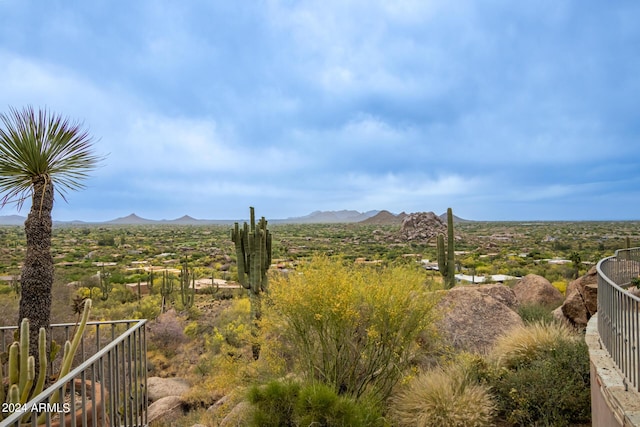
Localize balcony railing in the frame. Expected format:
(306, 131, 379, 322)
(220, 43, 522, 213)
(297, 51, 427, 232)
(0, 319, 147, 427)
(597, 247, 640, 392)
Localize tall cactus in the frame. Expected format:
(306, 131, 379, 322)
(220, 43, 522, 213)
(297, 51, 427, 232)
(98, 265, 112, 301)
(180, 257, 196, 309)
(160, 270, 174, 313)
(437, 207, 456, 289)
(231, 207, 272, 359)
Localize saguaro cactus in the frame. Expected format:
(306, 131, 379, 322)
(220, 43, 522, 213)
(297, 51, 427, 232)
(231, 207, 272, 359)
(180, 257, 196, 309)
(160, 270, 174, 313)
(437, 207, 456, 289)
(98, 265, 112, 301)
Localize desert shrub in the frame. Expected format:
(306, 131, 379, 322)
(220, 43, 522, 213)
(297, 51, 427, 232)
(247, 380, 300, 427)
(296, 383, 385, 427)
(132, 294, 162, 320)
(552, 280, 567, 295)
(389, 363, 495, 427)
(266, 255, 439, 402)
(247, 380, 385, 427)
(491, 321, 578, 369)
(148, 309, 187, 356)
(489, 322, 590, 426)
(517, 303, 554, 325)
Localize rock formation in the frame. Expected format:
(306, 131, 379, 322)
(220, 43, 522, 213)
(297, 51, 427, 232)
(146, 377, 191, 424)
(398, 211, 447, 243)
(435, 286, 524, 353)
(512, 274, 564, 308)
(554, 266, 598, 328)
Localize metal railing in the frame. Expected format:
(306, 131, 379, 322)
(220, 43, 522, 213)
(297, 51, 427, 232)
(597, 247, 640, 392)
(0, 319, 147, 427)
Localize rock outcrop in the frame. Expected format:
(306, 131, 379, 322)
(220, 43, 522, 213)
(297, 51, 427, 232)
(148, 396, 184, 424)
(398, 211, 447, 243)
(513, 274, 564, 308)
(146, 377, 191, 424)
(554, 266, 598, 328)
(147, 377, 191, 402)
(435, 286, 524, 353)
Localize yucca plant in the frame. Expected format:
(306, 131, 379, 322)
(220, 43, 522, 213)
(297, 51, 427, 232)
(0, 106, 102, 361)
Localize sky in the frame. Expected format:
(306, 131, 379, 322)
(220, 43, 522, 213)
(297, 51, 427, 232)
(0, 1, 639, 222)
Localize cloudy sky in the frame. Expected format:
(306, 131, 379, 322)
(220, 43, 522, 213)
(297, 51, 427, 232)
(1, 1, 639, 221)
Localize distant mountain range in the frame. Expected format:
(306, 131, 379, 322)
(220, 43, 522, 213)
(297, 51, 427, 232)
(0, 210, 469, 226)
(0, 210, 467, 227)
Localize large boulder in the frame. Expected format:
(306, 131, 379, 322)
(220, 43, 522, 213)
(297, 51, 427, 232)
(147, 395, 184, 424)
(219, 401, 252, 427)
(476, 283, 519, 311)
(557, 266, 598, 328)
(435, 286, 524, 353)
(147, 377, 191, 402)
(513, 274, 564, 307)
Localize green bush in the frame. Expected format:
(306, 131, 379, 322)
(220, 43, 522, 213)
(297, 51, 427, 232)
(247, 380, 385, 427)
(517, 303, 555, 325)
(247, 380, 300, 427)
(489, 323, 591, 426)
(266, 255, 439, 402)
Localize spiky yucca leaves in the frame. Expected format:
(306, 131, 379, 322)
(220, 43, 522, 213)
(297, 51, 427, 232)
(389, 364, 495, 427)
(491, 321, 579, 369)
(0, 106, 102, 208)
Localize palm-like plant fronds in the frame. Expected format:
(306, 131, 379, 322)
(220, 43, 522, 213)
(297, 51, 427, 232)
(0, 106, 103, 209)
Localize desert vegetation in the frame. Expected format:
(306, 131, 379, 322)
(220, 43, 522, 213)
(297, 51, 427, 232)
(0, 219, 635, 425)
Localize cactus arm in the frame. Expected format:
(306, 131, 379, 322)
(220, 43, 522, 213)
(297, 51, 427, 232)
(33, 327, 47, 397)
(18, 318, 29, 392)
(8, 384, 19, 404)
(231, 222, 249, 288)
(59, 299, 92, 378)
(8, 342, 19, 386)
(19, 356, 35, 404)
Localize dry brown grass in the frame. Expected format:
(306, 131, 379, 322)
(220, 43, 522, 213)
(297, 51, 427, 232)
(389, 364, 495, 427)
(491, 320, 579, 369)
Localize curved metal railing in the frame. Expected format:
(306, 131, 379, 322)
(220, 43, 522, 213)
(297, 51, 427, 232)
(597, 248, 640, 392)
(0, 319, 147, 427)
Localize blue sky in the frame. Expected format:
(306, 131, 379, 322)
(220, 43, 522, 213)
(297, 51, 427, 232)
(1, 1, 639, 221)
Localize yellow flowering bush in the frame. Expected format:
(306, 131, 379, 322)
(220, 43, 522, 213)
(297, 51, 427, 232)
(266, 255, 438, 402)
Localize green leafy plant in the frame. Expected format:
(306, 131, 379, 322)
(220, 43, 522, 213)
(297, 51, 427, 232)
(489, 321, 591, 426)
(247, 380, 384, 427)
(266, 255, 438, 402)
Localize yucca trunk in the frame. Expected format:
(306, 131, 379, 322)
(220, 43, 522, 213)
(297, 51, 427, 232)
(18, 175, 54, 361)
